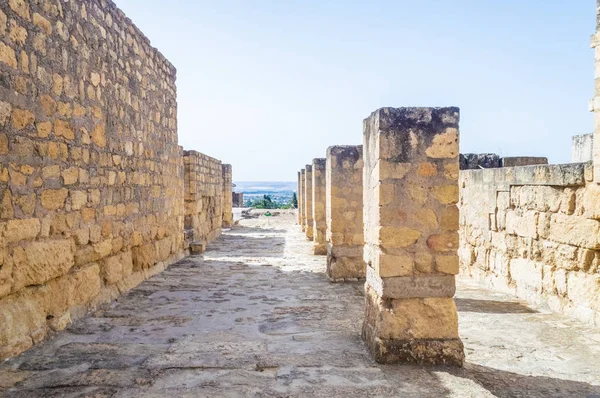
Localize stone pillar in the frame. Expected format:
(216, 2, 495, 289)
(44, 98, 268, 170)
(297, 171, 303, 225)
(298, 169, 306, 232)
(326, 146, 365, 280)
(593, 0, 600, 181)
(312, 158, 327, 255)
(362, 107, 464, 366)
(304, 165, 314, 240)
(222, 164, 234, 228)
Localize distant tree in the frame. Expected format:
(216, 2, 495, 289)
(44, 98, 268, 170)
(290, 192, 298, 209)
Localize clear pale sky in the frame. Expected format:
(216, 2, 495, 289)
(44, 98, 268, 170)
(116, 0, 595, 181)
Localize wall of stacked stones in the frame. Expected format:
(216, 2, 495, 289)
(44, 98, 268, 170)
(459, 162, 600, 326)
(183, 151, 224, 248)
(0, 0, 233, 360)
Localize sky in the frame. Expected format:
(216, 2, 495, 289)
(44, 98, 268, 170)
(116, 0, 596, 181)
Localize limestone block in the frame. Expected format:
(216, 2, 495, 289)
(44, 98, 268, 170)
(12, 239, 75, 290)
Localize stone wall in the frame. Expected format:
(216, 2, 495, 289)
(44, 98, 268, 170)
(459, 162, 600, 326)
(325, 145, 364, 281)
(312, 158, 326, 255)
(0, 0, 232, 360)
(362, 107, 464, 366)
(183, 151, 224, 251)
(221, 164, 233, 228)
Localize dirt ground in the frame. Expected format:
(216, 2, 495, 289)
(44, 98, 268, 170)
(1, 209, 599, 397)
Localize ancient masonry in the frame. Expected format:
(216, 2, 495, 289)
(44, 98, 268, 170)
(300, 168, 306, 232)
(293, 3, 600, 364)
(222, 164, 233, 228)
(361, 108, 463, 365)
(311, 158, 327, 255)
(304, 165, 314, 240)
(325, 145, 364, 281)
(0, 0, 232, 359)
(297, 171, 302, 225)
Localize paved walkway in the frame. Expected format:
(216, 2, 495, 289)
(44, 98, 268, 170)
(1, 210, 600, 397)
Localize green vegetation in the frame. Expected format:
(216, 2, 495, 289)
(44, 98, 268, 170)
(247, 194, 298, 209)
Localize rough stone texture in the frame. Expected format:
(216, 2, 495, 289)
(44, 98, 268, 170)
(297, 171, 302, 225)
(459, 153, 501, 170)
(325, 145, 365, 281)
(501, 157, 548, 167)
(460, 162, 600, 326)
(183, 151, 224, 251)
(304, 165, 314, 240)
(300, 169, 306, 232)
(0, 0, 235, 360)
(592, 4, 600, 181)
(572, 133, 593, 163)
(1, 211, 599, 397)
(0, 0, 190, 360)
(362, 107, 464, 366)
(312, 158, 327, 255)
(221, 164, 233, 228)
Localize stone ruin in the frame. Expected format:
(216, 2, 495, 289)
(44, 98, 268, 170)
(1, 0, 600, 370)
(0, 0, 233, 359)
(296, 9, 600, 361)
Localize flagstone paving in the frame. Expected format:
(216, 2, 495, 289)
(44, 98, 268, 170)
(1, 210, 599, 397)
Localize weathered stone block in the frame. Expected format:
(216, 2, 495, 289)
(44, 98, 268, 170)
(12, 240, 75, 290)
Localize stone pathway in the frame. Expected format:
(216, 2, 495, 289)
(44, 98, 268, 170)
(1, 210, 600, 397)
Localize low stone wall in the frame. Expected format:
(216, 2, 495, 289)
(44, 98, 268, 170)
(0, 0, 232, 360)
(459, 162, 600, 326)
(183, 151, 224, 251)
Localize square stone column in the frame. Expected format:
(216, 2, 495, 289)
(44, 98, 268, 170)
(362, 107, 464, 366)
(326, 146, 365, 280)
(304, 165, 314, 240)
(297, 171, 303, 225)
(222, 164, 234, 228)
(312, 158, 327, 255)
(300, 169, 307, 232)
(592, 4, 600, 182)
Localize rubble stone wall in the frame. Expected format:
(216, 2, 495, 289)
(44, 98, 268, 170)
(0, 0, 232, 360)
(184, 151, 223, 249)
(325, 145, 364, 281)
(459, 162, 600, 326)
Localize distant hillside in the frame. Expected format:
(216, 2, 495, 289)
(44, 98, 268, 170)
(233, 181, 296, 193)
(233, 181, 296, 206)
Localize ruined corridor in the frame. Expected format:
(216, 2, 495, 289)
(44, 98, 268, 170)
(1, 210, 599, 397)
